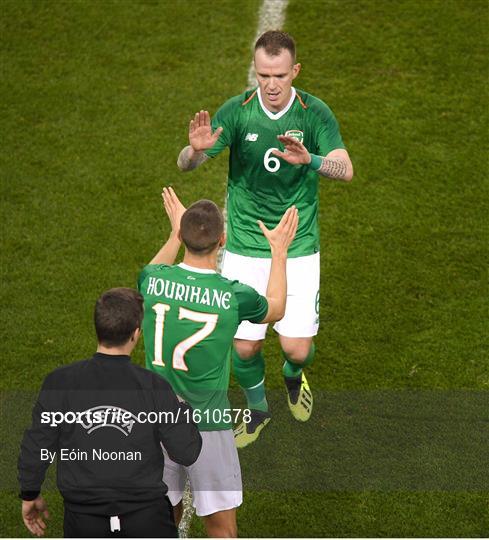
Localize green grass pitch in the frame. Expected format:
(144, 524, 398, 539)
(1, 0, 488, 536)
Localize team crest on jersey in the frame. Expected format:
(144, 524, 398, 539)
(285, 129, 304, 143)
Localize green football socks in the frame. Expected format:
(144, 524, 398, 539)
(282, 343, 315, 378)
(232, 349, 269, 412)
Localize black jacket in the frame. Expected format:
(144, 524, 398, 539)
(18, 352, 202, 515)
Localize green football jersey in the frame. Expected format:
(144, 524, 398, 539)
(138, 262, 268, 431)
(205, 87, 345, 258)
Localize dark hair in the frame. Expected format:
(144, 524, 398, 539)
(254, 30, 296, 62)
(94, 288, 144, 347)
(180, 200, 224, 255)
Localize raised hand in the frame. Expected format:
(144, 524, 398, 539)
(162, 186, 186, 235)
(189, 110, 223, 152)
(258, 206, 299, 255)
(272, 135, 311, 165)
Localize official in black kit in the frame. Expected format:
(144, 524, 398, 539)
(18, 287, 202, 537)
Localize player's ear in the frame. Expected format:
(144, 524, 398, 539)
(292, 63, 301, 79)
(177, 230, 183, 242)
(219, 232, 226, 247)
(131, 328, 141, 343)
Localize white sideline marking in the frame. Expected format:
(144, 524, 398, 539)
(180, 0, 289, 536)
(178, 481, 193, 537)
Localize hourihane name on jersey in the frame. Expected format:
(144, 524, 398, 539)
(145, 276, 231, 310)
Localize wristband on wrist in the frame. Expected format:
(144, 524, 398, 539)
(308, 153, 323, 171)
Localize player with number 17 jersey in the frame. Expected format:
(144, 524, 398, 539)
(137, 263, 268, 431)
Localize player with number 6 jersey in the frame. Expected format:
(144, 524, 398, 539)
(204, 87, 344, 258)
(177, 31, 353, 448)
(138, 187, 297, 537)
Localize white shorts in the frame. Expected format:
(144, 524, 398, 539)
(162, 429, 242, 517)
(221, 251, 320, 340)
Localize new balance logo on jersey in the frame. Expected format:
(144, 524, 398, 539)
(245, 133, 259, 141)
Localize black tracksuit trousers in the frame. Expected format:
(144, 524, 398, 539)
(63, 497, 178, 538)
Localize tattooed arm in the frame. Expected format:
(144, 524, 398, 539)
(315, 148, 353, 181)
(273, 136, 353, 182)
(177, 145, 209, 171)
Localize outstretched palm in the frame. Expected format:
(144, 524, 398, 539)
(162, 186, 186, 234)
(272, 135, 311, 165)
(258, 206, 299, 253)
(189, 110, 223, 152)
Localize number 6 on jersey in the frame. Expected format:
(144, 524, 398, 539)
(264, 147, 281, 173)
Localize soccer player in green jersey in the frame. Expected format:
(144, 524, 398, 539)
(177, 30, 354, 447)
(138, 187, 297, 537)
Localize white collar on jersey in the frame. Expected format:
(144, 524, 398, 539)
(178, 262, 216, 274)
(257, 86, 297, 120)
